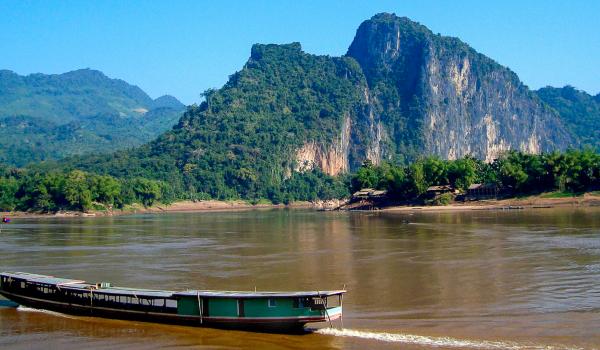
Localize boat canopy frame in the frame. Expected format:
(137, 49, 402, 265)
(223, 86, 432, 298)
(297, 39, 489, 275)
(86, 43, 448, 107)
(1, 271, 345, 302)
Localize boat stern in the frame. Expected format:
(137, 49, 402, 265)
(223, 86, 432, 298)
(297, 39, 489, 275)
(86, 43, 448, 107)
(323, 305, 343, 321)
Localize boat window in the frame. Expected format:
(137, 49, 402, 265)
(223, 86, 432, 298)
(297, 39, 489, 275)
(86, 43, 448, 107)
(268, 298, 277, 308)
(309, 297, 327, 310)
(36, 286, 52, 294)
(327, 295, 341, 307)
(293, 297, 311, 308)
(166, 299, 177, 308)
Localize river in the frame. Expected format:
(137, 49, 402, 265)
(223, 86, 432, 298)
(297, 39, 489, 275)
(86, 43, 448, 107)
(1, 208, 599, 349)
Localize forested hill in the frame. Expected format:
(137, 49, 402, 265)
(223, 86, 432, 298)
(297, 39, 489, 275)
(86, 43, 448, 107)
(536, 86, 600, 150)
(55, 13, 593, 204)
(63, 43, 363, 200)
(0, 69, 185, 166)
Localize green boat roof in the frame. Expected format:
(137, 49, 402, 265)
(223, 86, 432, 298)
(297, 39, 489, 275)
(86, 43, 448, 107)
(173, 290, 346, 298)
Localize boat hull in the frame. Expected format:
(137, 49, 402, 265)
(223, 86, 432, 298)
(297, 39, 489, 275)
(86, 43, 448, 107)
(0, 290, 338, 332)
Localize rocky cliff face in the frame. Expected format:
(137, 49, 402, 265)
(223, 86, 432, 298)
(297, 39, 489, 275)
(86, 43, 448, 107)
(293, 108, 385, 176)
(346, 13, 572, 163)
(294, 115, 351, 175)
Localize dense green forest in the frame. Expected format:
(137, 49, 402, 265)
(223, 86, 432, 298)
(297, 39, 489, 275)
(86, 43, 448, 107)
(0, 162, 349, 212)
(350, 149, 600, 202)
(2, 149, 599, 212)
(0, 108, 184, 166)
(537, 86, 600, 150)
(0, 165, 172, 212)
(0, 69, 184, 166)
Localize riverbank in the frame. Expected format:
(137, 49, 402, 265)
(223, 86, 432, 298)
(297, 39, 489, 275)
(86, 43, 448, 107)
(383, 192, 600, 212)
(1, 200, 313, 218)
(3, 192, 599, 218)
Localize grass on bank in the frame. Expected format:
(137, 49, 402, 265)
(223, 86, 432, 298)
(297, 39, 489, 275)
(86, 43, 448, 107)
(539, 191, 584, 199)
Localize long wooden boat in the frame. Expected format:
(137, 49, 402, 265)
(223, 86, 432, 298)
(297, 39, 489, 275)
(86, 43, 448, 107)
(0, 272, 345, 332)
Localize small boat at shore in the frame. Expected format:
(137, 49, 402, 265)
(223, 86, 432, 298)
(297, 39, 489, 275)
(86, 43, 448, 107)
(0, 272, 345, 332)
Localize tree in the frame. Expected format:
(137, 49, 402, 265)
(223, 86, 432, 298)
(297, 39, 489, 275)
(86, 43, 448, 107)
(64, 170, 92, 211)
(351, 160, 379, 192)
(496, 152, 528, 192)
(0, 177, 19, 211)
(386, 165, 409, 199)
(447, 157, 477, 190)
(130, 178, 162, 207)
(407, 161, 427, 197)
(90, 175, 121, 207)
(422, 157, 448, 185)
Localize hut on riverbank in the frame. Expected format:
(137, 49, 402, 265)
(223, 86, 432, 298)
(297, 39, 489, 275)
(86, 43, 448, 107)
(425, 185, 458, 199)
(466, 183, 500, 200)
(338, 188, 389, 210)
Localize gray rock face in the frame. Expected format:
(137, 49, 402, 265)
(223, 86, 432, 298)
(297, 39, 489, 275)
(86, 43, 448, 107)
(346, 13, 572, 163)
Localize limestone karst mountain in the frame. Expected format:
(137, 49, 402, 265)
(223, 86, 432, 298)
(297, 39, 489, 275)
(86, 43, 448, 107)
(60, 13, 591, 200)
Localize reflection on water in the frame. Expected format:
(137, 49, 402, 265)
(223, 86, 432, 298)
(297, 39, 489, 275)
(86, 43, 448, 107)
(1, 208, 600, 349)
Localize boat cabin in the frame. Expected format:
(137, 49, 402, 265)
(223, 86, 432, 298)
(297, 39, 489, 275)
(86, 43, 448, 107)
(173, 290, 342, 320)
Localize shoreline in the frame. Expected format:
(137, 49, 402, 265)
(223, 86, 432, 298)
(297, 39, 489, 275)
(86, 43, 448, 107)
(1, 200, 313, 218)
(382, 192, 600, 213)
(2, 193, 600, 218)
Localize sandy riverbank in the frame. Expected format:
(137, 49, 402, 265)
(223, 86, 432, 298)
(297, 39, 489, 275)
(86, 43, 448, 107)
(142, 200, 314, 213)
(3, 193, 600, 218)
(383, 192, 600, 212)
(1, 200, 313, 218)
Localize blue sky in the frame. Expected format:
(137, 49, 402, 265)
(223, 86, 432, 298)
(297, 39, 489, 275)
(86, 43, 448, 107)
(1, 0, 599, 104)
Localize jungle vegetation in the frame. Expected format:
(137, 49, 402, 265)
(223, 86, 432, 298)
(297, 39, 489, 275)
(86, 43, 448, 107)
(2, 149, 599, 212)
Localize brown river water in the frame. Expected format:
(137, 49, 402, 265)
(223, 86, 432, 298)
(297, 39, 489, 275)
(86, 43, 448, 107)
(1, 208, 599, 349)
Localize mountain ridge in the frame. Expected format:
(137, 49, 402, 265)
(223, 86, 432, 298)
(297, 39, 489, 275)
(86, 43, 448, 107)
(0, 68, 185, 166)
(536, 85, 600, 150)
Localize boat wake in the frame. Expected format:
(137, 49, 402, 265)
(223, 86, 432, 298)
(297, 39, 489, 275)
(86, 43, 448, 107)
(17, 306, 78, 319)
(315, 328, 582, 350)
